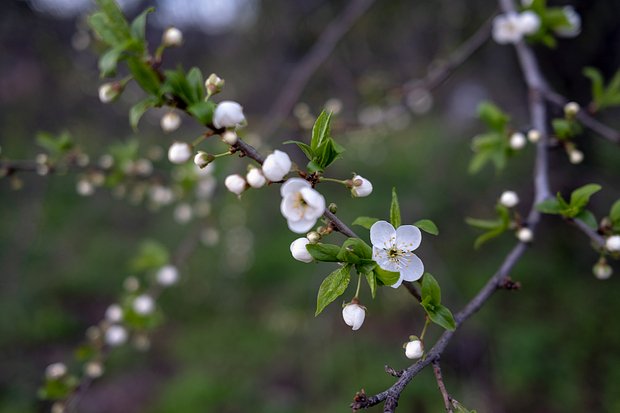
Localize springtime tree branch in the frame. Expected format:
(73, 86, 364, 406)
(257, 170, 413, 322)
(432, 360, 453, 413)
(569, 217, 605, 247)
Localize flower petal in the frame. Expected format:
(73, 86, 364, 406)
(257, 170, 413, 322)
(280, 194, 303, 220)
(370, 221, 396, 249)
(280, 178, 310, 197)
(390, 275, 404, 289)
(287, 217, 316, 233)
(395, 225, 422, 251)
(373, 247, 400, 272)
(399, 254, 424, 282)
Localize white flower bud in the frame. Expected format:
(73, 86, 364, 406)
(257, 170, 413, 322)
(499, 190, 519, 208)
(84, 361, 104, 378)
(105, 304, 123, 323)
(221, 130, 238, 145)
(342, 303, 365, 331)
(45, 363, 67, 380)
(564, 101, 580, 118)
(509, 132, 527, 150)
(593, 261, 613, 280)
(213, 101, 245, 129)
(194, 151, 214, 169)
(133, 294, 155, 315)
(51, 402, 65, 413)
(492, 13, 523, 44)
(224, 174, 247, 195)
(262, 150, 292, 182)
(168, 142, 193, 164)
(162, 27, 183, 47)
(527, 129, 541, 143)
(76, 179, 95, 196)
(516, 227, 534, 243)
(569, 149, 584, 165)
(156, 265, 179, 286)
(105, 325, 128, 347)
(606, 235, 620, 252)
(518, 11, 541, 35)
(246, 167, 266, 188)
(98, 82, 120, 103)
(555, 6, 581, 38)
(290, 237, 313, 263)
(205, 73, 225, 95)
(405, 339, 424, 359)
(160, 112, 181, 133)
(351, 174, 373, 197)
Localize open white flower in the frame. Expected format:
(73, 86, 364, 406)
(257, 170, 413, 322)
(280, 178, 325, 233)
(213, 101, 245, 129)
(262, 150, 292, 182)
(290, 237, 313, 263)
(351, 174, 373, 197)
(370, 221, 424, 288)
(342, 303, 365, 330)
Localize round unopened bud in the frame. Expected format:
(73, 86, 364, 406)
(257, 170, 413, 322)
(162, 27, 183, 47)
(221, 130, 238, 145)
(328, 203, 338, 214)
(98, 82, 121, 103)
(262, 150, 291, 182)
(105, 304, 123, 323)
(105, 325, 128, 347)
(516, 227, 534, 243)
(509, 132, 527, 150)
(133, 294, 155, 315)
(564, 101, 580, 118)
(405, 339, 424, 359)
(168, 142, 193, 164)
(76, 179, 95, 196)
(205, 73, 225, 95)
(499, 190, 519, 208)
(342, 303, 365, 331)
(156, 265, 179, 286)
(123, 276, 140, 292)
(568, 149, 584, 164)
(45, 363, 67, 380)
(84, 361, 104, 378)
(213, 101, 245, 129)
(224, 174, 247, 195)
(527, 129, 541, 143)
(194, 151, 214, 169)
(307, 231, 321, 243)
(606, 235, 620, 252)
(290, 237, 313, 263)
(246, 167, 266, 188)
(593, 260, 613, 280)
(51, 402, 65, 413)
(161, 112, 181, 133)
(351, 174, 373, 197)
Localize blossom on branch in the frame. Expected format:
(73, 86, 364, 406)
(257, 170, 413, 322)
(342, 302, 365, 330)
(213, 101, 245, 129)
(370, 221, 424, 288)
(280, 178, 326, 233)
(351, 174, 373, 197)
(262, 150, 292, 182)
(290, 237, 313, 263)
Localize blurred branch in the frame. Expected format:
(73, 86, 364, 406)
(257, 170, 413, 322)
(402, 281, 422, 302)
(569, 217, 605, 247)
(259, 0, 376, 138)
(432, 360, 453, 413)
(543, 89, 620, 144)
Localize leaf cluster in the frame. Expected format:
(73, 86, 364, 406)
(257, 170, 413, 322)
(469, 102, 512, 174)
(536, 183, 601, 229)
(466, 204, 511, 249)
(583, 67, 620, 112)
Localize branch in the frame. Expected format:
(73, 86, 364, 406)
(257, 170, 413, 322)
(259, 0, 376, 137)
(432, 360, 453, 413)
(568, 217, 605, 247)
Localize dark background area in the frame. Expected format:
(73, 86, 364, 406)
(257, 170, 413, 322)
(1, 0, 620, 412)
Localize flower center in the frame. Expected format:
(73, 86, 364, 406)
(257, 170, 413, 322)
(388, 247, 400, 258)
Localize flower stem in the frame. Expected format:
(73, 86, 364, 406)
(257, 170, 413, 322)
(354, 273, 362, 299)
(213, 151, 233, 159)
(319, 177, 348, 185)
(419, 316, 431, 342)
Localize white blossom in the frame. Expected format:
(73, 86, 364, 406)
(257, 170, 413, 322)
(225, 174, 247, 195)
(499, 191, 519, 208)
(280, 178, 326, 233)
(342, 303, 365, 330)
(221, 130, 238, 145)
(492, 13, 524, 44)
(569, 149, 584, 165)
(405, 339, 424, 359)
(593, 261, 612, 280)
(45, 363, 67, 379)
(527, 129, 541, 143)
(262, 150, 292, 182)
(98, 83, 118, 103)
(105, 304, 123, 323)
(370, 221, 424, 288)
(168, 142, 193, 164)
(105, 325, 128, 347)
(246, 168, 266, 188)
(518, 11, 541, 35)
(509, 132, 527, 150)
(84, 361, 104, 378)
(555, 6, 581, 38)
(76, 179, 95, 196)
(606, 235, 620, 252)
(194, 151, 213, 169)
(564, 101, 580, 117)
(162, 27, 183, 47)
(133, 294, 155, 315)
(156, 265, 179, 286)
(290, 237, 313, 263)
(517, 227, 534, 243)
(160, 112, 181, 133)
(351, 174, 373, 197)
(213, 101, 245, 129)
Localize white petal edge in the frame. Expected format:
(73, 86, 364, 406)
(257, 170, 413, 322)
(280, 178, 310, 197)
(399, 254, 424, 282)
(395, 225, 422, 251)
(370, 221, 396, 248)
(287, 217, 316, 234)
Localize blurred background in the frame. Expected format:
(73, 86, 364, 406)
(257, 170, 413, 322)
(1, 0, 620, 412)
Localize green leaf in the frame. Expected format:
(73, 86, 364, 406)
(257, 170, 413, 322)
(127, 57, 161, 96)
(477, 101, 509, 132)
(583, 67, 604, 109)
(421, 273, 441, 306)
(311, 110, 332, 152)
(569, 183, 601, 211)
(38, 376, 78, 401)
(575, 209, 598, 230)
(536, 198, 563, 214)
(352, 216, 379, 229)
(452, 399, 477, 413)
(420, 274, 456, 330)
(130, 7, 154, 40)
(337, 238, 372, 264)
(427, 304, 456, 331)
(364, 270, 377, 299)
(187, 101, 216, 125)
(315, 265, 351, 316)
(129, 96, 160, 130)
(469, 132, 508, 174)
(609, 199, 620, 224)
(89, 0, 132, 46)
(390, 187, 401, 228)
(465, 217, 503, 230)
(473, 226, 507, 250)
(36, 131, 74, 156)
(163, 68, 195, 105)
(186, 67, 205, 103)
(98, 41, 132, 77)
(374, 267, 400, 286)
(414, 219, 438, 235)
(283, 140, 314, 160)
(130, 240, 169, 272)
(306, 243, 341, 262)
(356, 259, 377, 275)
(314, 137, 344, 170)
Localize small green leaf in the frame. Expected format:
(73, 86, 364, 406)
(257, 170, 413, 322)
(352, 216, 379, 229)
(477, 101, 509, 132)
(390, 187, 401, 228)
(311, 110, 332, 152)
(127, 57, 161, 96)
(129, 96, 160, 130)
(315, 264, 351, 316)
(421, 273, 441, 307)
(609, 199, 620, 224)
(130, 7, 154, 40)
(130, 240, 169, 272)
(452, 399, 477, 413)
(465, 217, 503, 230)
(374, 267, 400, 286)
(414, 219, 438, 235)
(306, 243, 341, 262)
(98, 41, 131, 77)
(36, 131, 74, 157)
(473, 226, 507, 249)
(283, 140, 314, 160)
(575, 209, 598, 230)
(427, 304, 456, 331)
(187, 101, 216, 126)
(337, 238, 372, 264)
(186, 67, 205, 103)
(356, 259, 377, 276)
(364, 270, 377, 299)
(569, 183, 601, 211)
(536, 198, 563, 214)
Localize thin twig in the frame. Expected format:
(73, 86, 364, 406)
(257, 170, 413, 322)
(402, 281, 422, 302)
(568, 217, 605, 247)
(432, 360, 453, 413)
